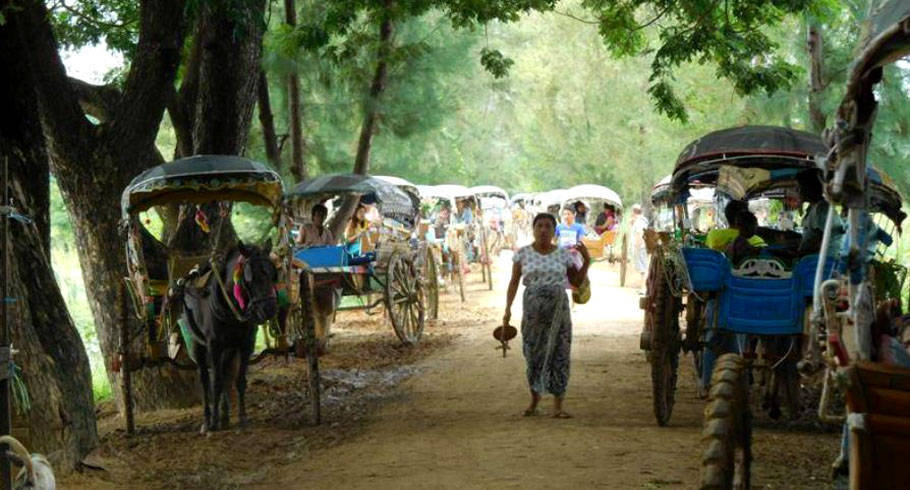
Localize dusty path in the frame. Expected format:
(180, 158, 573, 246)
(266, 254, 839, 489)
(64, 252, 838, 488)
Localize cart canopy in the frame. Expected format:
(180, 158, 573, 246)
(562, 184, 622, 211)
(286, 173, 417, 227)
(671, 126, 826, 201)
(121, 155, 283, 219)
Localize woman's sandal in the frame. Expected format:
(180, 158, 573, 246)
(523, 408, 539, 417)
(552, 411, 572, 419)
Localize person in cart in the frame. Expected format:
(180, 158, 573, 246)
(555, 208, 585, 248)
(797, 171, 845, 256)
(593, 204, 618, 234)
(296, 204, 336, 247)
(344, 203, 374, 255)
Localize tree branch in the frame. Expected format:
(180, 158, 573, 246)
(16, 0, 95, 169)
(553, 9, 599, 25)
(108, 0, 186, 161)
(68, 77, 121, 122)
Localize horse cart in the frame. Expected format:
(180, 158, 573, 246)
(376, 175, 440, 321)
(640, 126, 847, 487)
(560, 184, 627, 284)
(470, 185, 512, 256)
(418, 185, 493, 296)
(287, 174, 429, 346)
(811, 2, 910, 487)
(118, 155, 321, 431)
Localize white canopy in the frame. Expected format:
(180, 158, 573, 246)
(562, 184, 622, 210)
(469, 185, 509, 202)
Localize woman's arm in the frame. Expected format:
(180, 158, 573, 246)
(503, 260, 522, 325)
(568, 243, 591, 288)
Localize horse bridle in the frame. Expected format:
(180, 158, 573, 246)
(235, 255, 278, 311)
(212, 253, 276, 323)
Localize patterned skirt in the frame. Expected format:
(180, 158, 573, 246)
(521, 284, 572, 396)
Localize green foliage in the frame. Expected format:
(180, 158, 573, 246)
(577, 0, 819, 120)
(49, 0, 140, 56)
(479, 48, 513, 78)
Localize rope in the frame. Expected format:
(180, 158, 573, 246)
(211, 257, 248, 323)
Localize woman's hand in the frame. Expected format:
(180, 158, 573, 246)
(574, 242, 591, 264)
(503, 310, 511, 327)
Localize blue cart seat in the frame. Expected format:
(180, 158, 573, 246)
(717, 273, 804, 335)
(681, 248, 728, 292)
(681, 247, 836, 336)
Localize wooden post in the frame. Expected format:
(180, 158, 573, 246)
(300, 271, 321, 424)
(0, 157, 12, 490)
(119, 281, 135, 435)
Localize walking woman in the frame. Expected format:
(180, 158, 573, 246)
(504, 213, 590, 418)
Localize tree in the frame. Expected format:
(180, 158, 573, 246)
(16, 0, 267, 413)
(0, 7, 97, 469)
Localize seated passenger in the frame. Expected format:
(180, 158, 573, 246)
(797, 171, 844, 256)
(344, 204, 373, 254)
(593, 204, 617, 234)
(296, 204, 335, 247)
(706, 200, 766, 251)
(725, 211, 761, 265)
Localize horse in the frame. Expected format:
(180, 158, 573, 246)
(179, 240, 279, 432)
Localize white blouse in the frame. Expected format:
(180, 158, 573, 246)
(513, 245, 574, 287)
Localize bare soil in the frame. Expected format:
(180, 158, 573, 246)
(63, 254, 839, 489)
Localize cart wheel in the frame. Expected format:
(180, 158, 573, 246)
(619, 233, 629, 287)
(386, 253, 426, 346)
(423, 248, 439, 320)
(700, 353, 751, 490)
(646, 255, 680, 426)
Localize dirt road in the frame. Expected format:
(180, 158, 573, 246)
(65, 254, 838, 488)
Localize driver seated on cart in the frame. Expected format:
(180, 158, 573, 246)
(296, 204, 336, 248)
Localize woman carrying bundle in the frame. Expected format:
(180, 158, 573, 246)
(503, 213, 590, 418)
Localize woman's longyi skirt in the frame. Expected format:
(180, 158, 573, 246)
(521, 284, 572, 396)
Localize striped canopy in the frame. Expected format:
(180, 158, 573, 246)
(121, 155, 283, 218)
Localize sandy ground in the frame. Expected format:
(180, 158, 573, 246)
(63, 253, 839, 489)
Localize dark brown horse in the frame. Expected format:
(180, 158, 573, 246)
(180, 241, 278, 432)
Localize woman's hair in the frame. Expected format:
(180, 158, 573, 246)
(533, 212, 557, 228)
(350, 204, 367, 227)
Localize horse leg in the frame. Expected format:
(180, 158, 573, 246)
(210, 343, 227, 431)
(236, 330, 256, 427)
(217, 349, 235, 430)
(195, 343, 212, 434)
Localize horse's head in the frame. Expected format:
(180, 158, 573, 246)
(233, 239, 279, 324)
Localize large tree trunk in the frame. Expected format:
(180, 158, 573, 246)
(807, 21, 826, 133)
(328, 6, 394, 238)
(284, 0, 306, 182)
(17, 0, 203, 412)
(257, 70, 282, 169)
(0, 11, 97, 470)
(192, 0, 266, 155)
